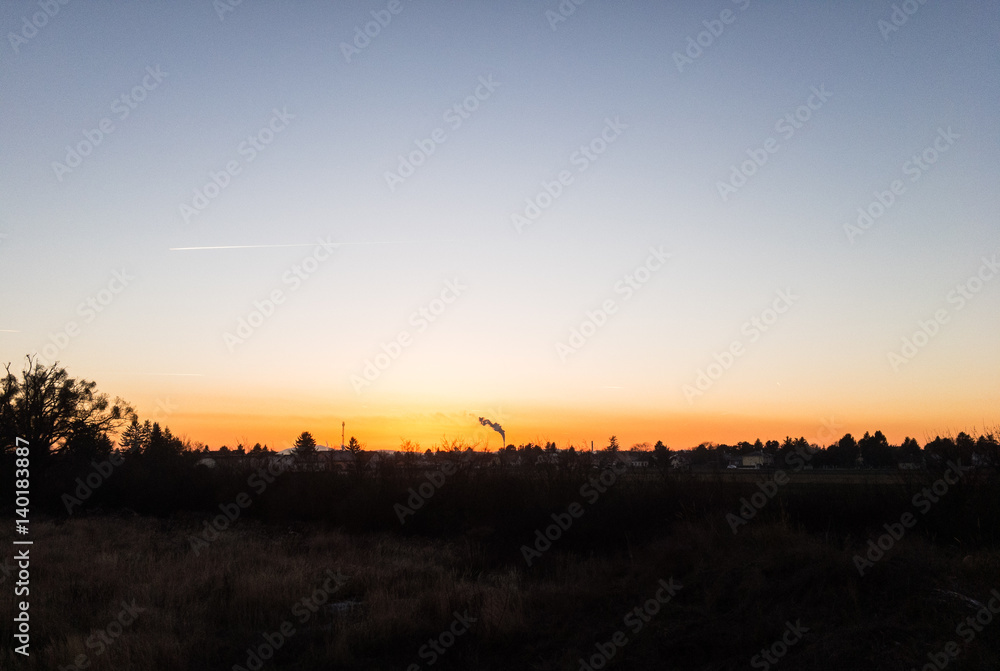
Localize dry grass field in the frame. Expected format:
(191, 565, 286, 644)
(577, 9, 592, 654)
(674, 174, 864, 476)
(3, 509, 1000, 670)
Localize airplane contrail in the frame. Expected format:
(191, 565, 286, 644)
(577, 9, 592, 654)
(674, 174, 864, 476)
(168, 241, 412, 251)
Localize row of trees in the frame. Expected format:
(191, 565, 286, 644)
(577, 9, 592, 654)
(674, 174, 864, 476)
(3, 357, 998, 474)
(480, 430, 998, 471)
(672, 430, 999, 469)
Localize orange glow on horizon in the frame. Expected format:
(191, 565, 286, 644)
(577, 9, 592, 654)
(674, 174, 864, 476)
(153, 403, 994, 453)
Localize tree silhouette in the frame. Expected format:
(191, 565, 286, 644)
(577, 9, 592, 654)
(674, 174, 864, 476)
(924, 435, 957, 468)
(653, 440, 673, 475)
(345, 436, 369, 476)
(828, 433, 859, 468)
(899, 436, 922, 461)
(955, 432, 975, 462)
(294, 431, 318, 456)
(63, 421, 114, 462)
(858, 430, 893, 469)
(1, 356, 132, 468)
(976, 433, 999, 467)
(120, 417, 150, 454)
(145, 422, 184, 460)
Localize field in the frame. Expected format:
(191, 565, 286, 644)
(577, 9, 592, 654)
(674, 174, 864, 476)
(3, 467, 1000, 670)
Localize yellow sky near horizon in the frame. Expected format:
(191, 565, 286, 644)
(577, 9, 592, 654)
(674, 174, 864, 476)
(99, 362, 999, 452)
(126, 394, 996, 453)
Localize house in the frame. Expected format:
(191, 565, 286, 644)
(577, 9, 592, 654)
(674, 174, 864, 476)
(318, 450, 357, 473)
(742, 451, 774, 469)
(619, 452, 649, 468)
(274, 445, 364, 473)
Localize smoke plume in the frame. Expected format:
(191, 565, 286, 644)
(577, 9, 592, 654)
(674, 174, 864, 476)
(478, 417, 505, 446)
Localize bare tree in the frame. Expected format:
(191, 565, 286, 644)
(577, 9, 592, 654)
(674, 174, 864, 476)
(1, 356, 133, 466)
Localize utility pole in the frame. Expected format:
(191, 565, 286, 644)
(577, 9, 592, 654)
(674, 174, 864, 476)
(341, 421, 345, 450)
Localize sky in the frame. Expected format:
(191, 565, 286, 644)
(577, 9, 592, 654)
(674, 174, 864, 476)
(1, 0, 998, 452)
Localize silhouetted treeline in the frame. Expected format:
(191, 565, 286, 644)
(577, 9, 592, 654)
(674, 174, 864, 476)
(3, 357, 999, 556)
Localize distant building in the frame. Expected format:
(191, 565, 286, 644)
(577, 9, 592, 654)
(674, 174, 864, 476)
(196, 445, 376, 473)
(742, 451, 774, 468)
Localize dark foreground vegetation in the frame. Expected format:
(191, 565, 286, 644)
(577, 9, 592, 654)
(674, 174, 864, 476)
(3, 358, 1000, 669)
(1, 504, 1000, 670)
(2, 464, 1000, 670)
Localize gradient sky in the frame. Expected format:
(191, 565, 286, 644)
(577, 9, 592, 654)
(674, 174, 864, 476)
(2, 0, 998, 452)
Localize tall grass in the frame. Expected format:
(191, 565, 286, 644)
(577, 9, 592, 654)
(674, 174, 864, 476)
(2, 460, 999, 669)
(1, 511, 999, 670)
